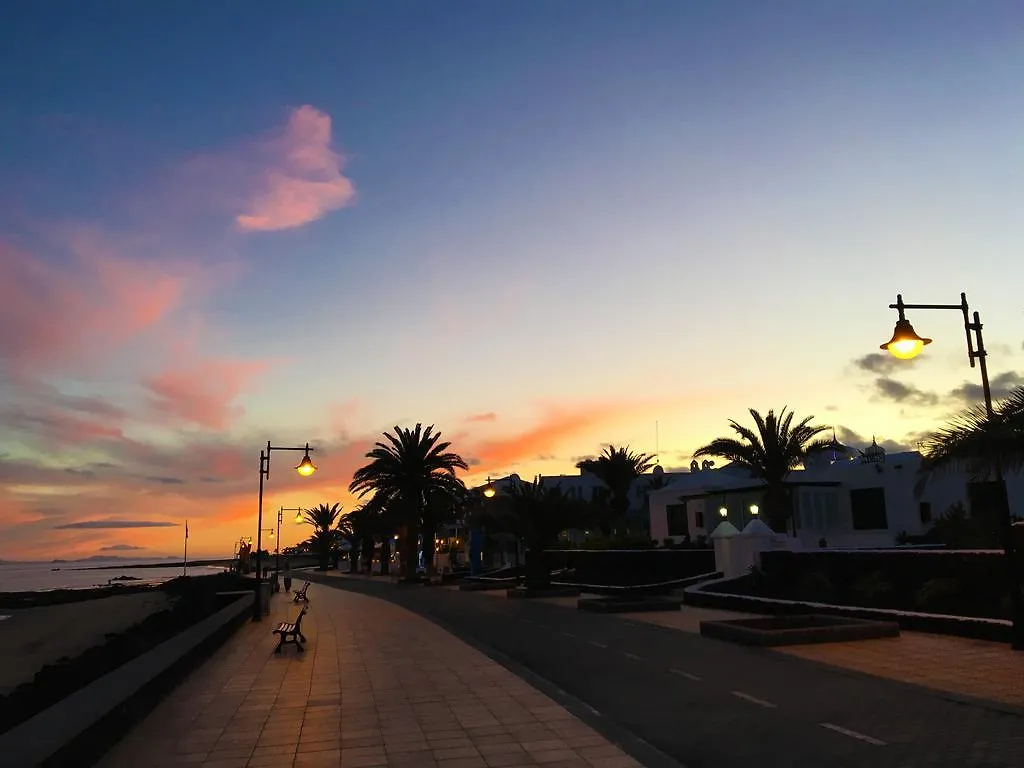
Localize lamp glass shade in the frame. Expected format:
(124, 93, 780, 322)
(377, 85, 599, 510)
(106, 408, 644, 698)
(881, 318, 931, 360)
(718, 506, 728, 518)
(268, 529, 274, 538)
(749, 504, 759, 515)
(483, 485, 496, 498)
(295, 451, 317, 477)
(294, 512, 304, 524)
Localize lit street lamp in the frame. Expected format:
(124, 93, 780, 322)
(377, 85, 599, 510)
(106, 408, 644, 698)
(253, 441, 316, 621)
(881, 292, 1022, 650)
(274, 507, 304, 590)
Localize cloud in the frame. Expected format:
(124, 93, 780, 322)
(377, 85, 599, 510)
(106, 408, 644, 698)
(873, 377, 939, 407)
(833, 426, 914, 454)
(0, 240, 184, 376)
(54, 519, 179, 530)
(948, 370, 1024, 404)
(146, 476, 185, 485)
(235, 105, 356, 232)
(854, 353, 918, 375)
(99, 544, 145, 552)
(465, 412, 497, 423)
(144, 357, 269, 429)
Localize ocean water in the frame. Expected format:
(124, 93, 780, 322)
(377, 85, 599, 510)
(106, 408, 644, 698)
(0, 559, 227, 593)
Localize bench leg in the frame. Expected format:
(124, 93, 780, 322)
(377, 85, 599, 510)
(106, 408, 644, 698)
(299, 632, 307, 643)
(275, 635, 285, 654)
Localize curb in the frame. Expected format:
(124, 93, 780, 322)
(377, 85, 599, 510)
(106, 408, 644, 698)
(308, 574, 686, 768)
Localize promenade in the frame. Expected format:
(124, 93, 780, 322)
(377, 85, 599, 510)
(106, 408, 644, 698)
(98, 583, 643, 768)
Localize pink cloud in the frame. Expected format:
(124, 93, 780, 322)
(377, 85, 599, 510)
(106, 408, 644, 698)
(144, 358, 270, 429)
(235, 105, 356, 232)
(465, 412, 498, 423)
(0, 240, 183, 376)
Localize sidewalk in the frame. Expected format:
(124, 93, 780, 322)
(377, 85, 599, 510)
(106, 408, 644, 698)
(98, 583, 642, 768)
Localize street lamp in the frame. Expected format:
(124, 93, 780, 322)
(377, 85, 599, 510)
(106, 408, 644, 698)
(274, 507, 304, 590)
(483, 477, 496, 498)
(881, 292, 1022, 650)
(253, 441, 316, 621)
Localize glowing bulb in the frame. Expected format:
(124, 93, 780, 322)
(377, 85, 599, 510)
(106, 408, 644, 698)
(718, 506, 728, 518)
(294, 512, 304, 524)
(295, 445, 317, 477)
(880, 318, 930, 361)
(749, 504, 759, 515)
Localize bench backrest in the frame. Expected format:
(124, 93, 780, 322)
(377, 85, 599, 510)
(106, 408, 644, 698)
(293, 605, 308, 628)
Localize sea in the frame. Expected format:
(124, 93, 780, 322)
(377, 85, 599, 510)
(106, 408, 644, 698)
(0, 558, 228, 593)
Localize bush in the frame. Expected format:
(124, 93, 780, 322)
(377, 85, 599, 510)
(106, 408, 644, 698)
(797, 571, 836, 603)
(850, 569, 894, 608)
(914, 577, 966, 614)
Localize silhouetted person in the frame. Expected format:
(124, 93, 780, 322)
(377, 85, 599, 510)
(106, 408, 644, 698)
(283, 559, 292, 593)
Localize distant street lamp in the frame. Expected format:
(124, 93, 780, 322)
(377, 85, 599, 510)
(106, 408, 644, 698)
(253, 441, 316, 621)
(881, 292, 1022, 650)
(483, 477, 497, 498)
(275, 507, 304, 590)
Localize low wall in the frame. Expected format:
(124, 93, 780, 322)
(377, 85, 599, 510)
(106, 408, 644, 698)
(542, 549, 716, 587)
(684, 577, 1012, 643)
(0, 592, 253, 767)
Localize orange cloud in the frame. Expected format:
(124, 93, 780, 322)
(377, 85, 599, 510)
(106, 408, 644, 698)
(236, 105, 356, 232)
(0, 240, 183, 376)
(144, 357, 270, 429)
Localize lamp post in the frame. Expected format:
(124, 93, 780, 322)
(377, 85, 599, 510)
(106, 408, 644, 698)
(881, 292, 1022, 650)
(254, 441, 316, 621)
(276, 507, 304, 590)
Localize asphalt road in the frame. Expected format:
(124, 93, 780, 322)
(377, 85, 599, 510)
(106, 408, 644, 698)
(314, 577, 1024, 768)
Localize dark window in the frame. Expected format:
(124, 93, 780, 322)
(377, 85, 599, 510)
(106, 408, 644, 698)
(850, 487, 888, 530)
(695, 510, 705, 529)
(919, 502, 932, 524)
(666, 503, 689, 536)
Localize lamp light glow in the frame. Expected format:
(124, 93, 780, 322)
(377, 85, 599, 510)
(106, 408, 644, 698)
(718, 506, 728, 518)
(294, 511, 304, 524)
(749, 504, 759, 515)
(483, 477, 496, 498)
(881, 318, 931, 360)
(295, 444, 317, 476)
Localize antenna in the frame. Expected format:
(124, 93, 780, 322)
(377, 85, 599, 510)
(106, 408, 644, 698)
(655, 421, 660, 464)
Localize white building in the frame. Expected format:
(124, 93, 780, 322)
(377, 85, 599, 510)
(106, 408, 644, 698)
(648, 440, 1024, 549)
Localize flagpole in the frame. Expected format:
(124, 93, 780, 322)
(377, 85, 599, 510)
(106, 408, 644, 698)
(183, 519, 188, 577)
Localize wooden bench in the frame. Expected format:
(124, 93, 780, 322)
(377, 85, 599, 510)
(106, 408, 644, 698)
(293, 581, 310, 604)
(272, 605, 308, 653)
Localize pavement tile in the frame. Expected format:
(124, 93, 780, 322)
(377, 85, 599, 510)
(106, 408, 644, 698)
(97, 581, 638, 768)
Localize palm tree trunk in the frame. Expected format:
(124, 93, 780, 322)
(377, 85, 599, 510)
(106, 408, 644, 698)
(380, 537, 391, 576)
(422, 521, 437, 577)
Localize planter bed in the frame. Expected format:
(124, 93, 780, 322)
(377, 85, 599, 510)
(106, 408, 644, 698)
(578, 596, 683, 614)
(551, 570, 721, 597)
(685, 578, 1013, 643)
(506, 586, 581, 599)
(699, 614, 900, 647)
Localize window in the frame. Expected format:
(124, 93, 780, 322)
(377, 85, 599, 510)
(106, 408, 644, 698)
(919, 502, 932, 524)
(666, 503, 689, 537)
(850, 487, 888, 530)
(796, 490, 840, 531)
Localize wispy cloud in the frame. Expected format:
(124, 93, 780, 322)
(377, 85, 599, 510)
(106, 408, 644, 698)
(465, 412, 497, 423)
(236, 105, 356, 232)
(144, 357, 269, 429)
(54, 519, 179, 530)
(99, 544, 145, 552)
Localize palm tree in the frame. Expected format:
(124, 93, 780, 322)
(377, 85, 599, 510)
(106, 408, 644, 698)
(919, 386, 1024, 480)
(478, 479, 592, 589)
(302, 502, 344, 570)
(576, 445, 656, 536)
(349, 423, 468, 580)
(693, 408, 830, 533)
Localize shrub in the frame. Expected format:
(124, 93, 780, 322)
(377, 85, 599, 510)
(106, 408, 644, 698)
(797, 570, 836, 603)
(850, 569, 894, 608)
(914, 577, 966, 614)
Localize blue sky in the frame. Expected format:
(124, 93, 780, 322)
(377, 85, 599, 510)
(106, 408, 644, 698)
(1, 1, 1022, 557)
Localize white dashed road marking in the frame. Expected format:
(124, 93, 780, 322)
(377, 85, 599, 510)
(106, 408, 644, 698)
(590, 641, 608, 649)
(669, 668, 702, 681)
(561, 631, 576, 639)
(819, 723, 887, 746)
(730, 691, 777, 708)
(623, 652, 642, 660)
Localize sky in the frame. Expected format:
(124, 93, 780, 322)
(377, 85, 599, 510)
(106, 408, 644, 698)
(1, 1, 1023, 560)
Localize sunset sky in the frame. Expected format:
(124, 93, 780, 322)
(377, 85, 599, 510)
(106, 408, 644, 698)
(2, 1, 1023, 560)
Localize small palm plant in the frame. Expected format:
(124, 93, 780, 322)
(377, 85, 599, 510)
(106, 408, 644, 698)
(576, 445, 656, 535)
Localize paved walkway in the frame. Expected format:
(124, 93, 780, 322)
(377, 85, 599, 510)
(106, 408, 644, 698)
(98, 583, 641, 768)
